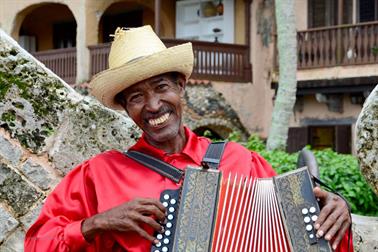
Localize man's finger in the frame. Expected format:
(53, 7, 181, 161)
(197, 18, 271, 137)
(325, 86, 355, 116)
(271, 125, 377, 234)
(137, 198, 167, 213)
(331, 221, 351, 250)
(135, 215, 163, 232)
(314, 202, 334, 230)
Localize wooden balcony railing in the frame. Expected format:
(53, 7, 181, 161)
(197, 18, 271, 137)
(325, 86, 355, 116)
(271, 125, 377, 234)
(297, 21, 378, 69)
(33, 47, 76, 84)
(89, 39, 252, 83)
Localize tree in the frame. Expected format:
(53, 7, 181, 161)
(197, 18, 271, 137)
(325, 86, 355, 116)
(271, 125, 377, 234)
(266, 0, 297, 150)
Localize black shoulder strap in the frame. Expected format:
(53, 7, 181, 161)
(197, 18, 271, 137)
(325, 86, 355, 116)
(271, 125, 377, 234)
(124, 141, 227, 183)
(201, 141, 227, 170)
(125, 150, 184, 184)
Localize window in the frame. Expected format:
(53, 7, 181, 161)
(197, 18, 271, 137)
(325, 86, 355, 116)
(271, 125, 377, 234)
(358, 0, 378, 22)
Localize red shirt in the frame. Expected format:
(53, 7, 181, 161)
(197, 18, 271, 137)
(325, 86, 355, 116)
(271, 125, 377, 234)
(25, 128, 351, 251)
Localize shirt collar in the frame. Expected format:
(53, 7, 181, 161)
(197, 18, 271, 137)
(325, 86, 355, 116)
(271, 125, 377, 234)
(130, 126, 206, 166)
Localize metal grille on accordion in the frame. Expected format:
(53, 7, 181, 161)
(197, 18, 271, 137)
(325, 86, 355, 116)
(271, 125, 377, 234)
(151, 166, 331, 252)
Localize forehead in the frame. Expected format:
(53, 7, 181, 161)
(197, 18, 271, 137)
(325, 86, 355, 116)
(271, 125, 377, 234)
(124, 73, 175, 93)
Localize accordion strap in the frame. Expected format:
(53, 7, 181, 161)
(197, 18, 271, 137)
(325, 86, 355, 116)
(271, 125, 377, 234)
(125, 150, 184, 183)
(124, 141, 227, 183)
(201, 141, 227, 170)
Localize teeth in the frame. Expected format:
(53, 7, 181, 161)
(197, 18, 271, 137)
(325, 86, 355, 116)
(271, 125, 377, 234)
(148, 113, 170, 126)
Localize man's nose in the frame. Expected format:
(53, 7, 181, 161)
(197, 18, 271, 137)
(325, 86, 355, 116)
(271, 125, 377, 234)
(145, 95, 161, 112)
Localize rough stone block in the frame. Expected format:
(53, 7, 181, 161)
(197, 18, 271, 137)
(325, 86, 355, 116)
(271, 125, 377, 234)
(0, 163, 42, 216)
(20, 201, 42, 230)
(0, 205, 18, 243)
(0, 135, 22, 166)
(356, 85, 378, 195)
(0, 228, 24, 252)
(20, 159, 52, 190)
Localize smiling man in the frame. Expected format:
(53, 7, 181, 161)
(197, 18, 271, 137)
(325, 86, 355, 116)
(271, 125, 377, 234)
(25, 26, 353, 252)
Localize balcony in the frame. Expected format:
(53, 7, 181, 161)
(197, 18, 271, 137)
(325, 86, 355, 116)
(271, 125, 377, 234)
(89, 39, 252, 83)
(297, 21, 378, 69)
(33, 40, 252, 84)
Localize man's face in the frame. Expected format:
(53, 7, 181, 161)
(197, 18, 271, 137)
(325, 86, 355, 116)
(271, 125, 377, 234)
(118, 73, 186, 145)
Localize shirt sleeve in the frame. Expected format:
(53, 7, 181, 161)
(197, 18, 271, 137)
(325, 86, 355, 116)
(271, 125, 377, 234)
(250, 151, 277, 178)
(24, 161, 94, 251)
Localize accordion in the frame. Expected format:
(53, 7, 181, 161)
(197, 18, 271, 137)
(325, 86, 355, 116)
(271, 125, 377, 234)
(151, 166, 331, 252)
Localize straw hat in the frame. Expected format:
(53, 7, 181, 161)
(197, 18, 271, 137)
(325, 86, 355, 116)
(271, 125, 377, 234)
(90, 25, 194, 110)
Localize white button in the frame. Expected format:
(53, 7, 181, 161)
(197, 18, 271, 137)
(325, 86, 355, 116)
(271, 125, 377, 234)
(311, 215, 318, 222)
(162, 202, 168, 207)
(156, 242, 161, 248)
(157, 234, 163, 240)
(304, 216, 311, 223)
(167, 214, 174, 220)
(164, 194, 170, 200)
(154, 250, 160, 252)
(165, 230, 171, 236)
(162, 247, 168, 252)
(309, 206, 316, 213)
(309, 234, 315, 239)
(306, 224, 313, 231)
(170, 199, 176, 205)
(163, 238, 169, 244)
(302, 208, 309, 215)
(169, 207, 175, 213)
(166, 222, 172, 228)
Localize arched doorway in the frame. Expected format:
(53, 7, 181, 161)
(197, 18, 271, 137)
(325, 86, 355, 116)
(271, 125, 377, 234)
(15, 3, 76, 52)
(99, 2, 153, 43)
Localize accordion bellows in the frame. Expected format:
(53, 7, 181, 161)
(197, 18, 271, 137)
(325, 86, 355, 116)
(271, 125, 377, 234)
(151, 167, 331, 252)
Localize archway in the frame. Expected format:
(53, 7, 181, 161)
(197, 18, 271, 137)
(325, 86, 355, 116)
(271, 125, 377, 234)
(13, 3, 76, 52)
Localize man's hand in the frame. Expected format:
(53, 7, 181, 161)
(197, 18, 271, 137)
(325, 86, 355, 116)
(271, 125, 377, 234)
(313, 187, 351, 250)
(81, 198, 166, 244)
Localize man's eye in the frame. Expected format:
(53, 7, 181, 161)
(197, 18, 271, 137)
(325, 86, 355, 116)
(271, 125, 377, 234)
(157, 83, 169, 90)
(129, 94, 143, 103)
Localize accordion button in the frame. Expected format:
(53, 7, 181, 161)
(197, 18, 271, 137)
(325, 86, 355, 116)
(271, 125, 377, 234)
(166, 222, 173, 228)
(169, 207, 175, 213)
(157, 234, 163, 240)
(156, 242, 162, 248)
(170, 199, 176, 205)
(154, 250, 160, 252)
(163, 202, 168, 208)
(311, 215, 318, 222)
(163, 238, 169, 244)
(165, 230, 171, 236)
(167, 214, 174, 220)
(309, 207, 316, 213)
(304, 216, 311, 223)
(309, 234, 315, 239)
(164, 194, 170, 200)
(306, 224, 313, 231)
(302, 208, 309, 215)
(162, 246, 168, 252)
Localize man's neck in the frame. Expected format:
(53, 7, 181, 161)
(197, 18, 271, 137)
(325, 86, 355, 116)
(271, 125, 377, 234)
(146, 127, 187, 154)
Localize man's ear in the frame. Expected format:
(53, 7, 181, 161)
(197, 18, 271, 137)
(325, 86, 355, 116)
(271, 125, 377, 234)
(177, 76, 186, 97)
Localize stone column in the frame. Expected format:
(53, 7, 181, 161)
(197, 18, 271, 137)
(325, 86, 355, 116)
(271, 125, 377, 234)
(73, 2, 90, 83)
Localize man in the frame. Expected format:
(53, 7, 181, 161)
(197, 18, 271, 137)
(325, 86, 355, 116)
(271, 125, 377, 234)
(25, 26, 352, 251)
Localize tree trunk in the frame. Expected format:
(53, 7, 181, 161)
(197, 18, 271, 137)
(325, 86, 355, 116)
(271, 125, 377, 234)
(266, 0, 298, 151)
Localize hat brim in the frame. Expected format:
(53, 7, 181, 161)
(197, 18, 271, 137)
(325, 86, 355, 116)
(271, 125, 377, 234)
(90, 42, 194, 110)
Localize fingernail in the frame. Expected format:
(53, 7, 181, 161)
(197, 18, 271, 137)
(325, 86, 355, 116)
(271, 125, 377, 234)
(316, 230, 323, 238)
(160, 226, 165, 233)
(325, 234, 331, 240)
(315, 224, 320, 229)
(154, 239, 159, 244)
(333, 244, 337, 250)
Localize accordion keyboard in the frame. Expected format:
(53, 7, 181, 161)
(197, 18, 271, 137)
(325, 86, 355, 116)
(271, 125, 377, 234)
(151, 189, 180, 252)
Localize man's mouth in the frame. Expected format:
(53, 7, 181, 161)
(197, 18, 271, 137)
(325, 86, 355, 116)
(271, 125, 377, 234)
(148, 112, 171, 127)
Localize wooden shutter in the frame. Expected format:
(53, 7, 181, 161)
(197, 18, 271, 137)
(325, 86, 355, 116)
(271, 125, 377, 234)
(286, 127, 308, 153)
(335, 125, 351, 154)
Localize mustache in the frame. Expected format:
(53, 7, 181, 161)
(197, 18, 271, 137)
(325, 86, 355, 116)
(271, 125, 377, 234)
(143, 106, 172, 120)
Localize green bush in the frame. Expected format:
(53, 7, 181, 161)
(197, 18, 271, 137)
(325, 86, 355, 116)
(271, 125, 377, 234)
(231, 134, 378, 216)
